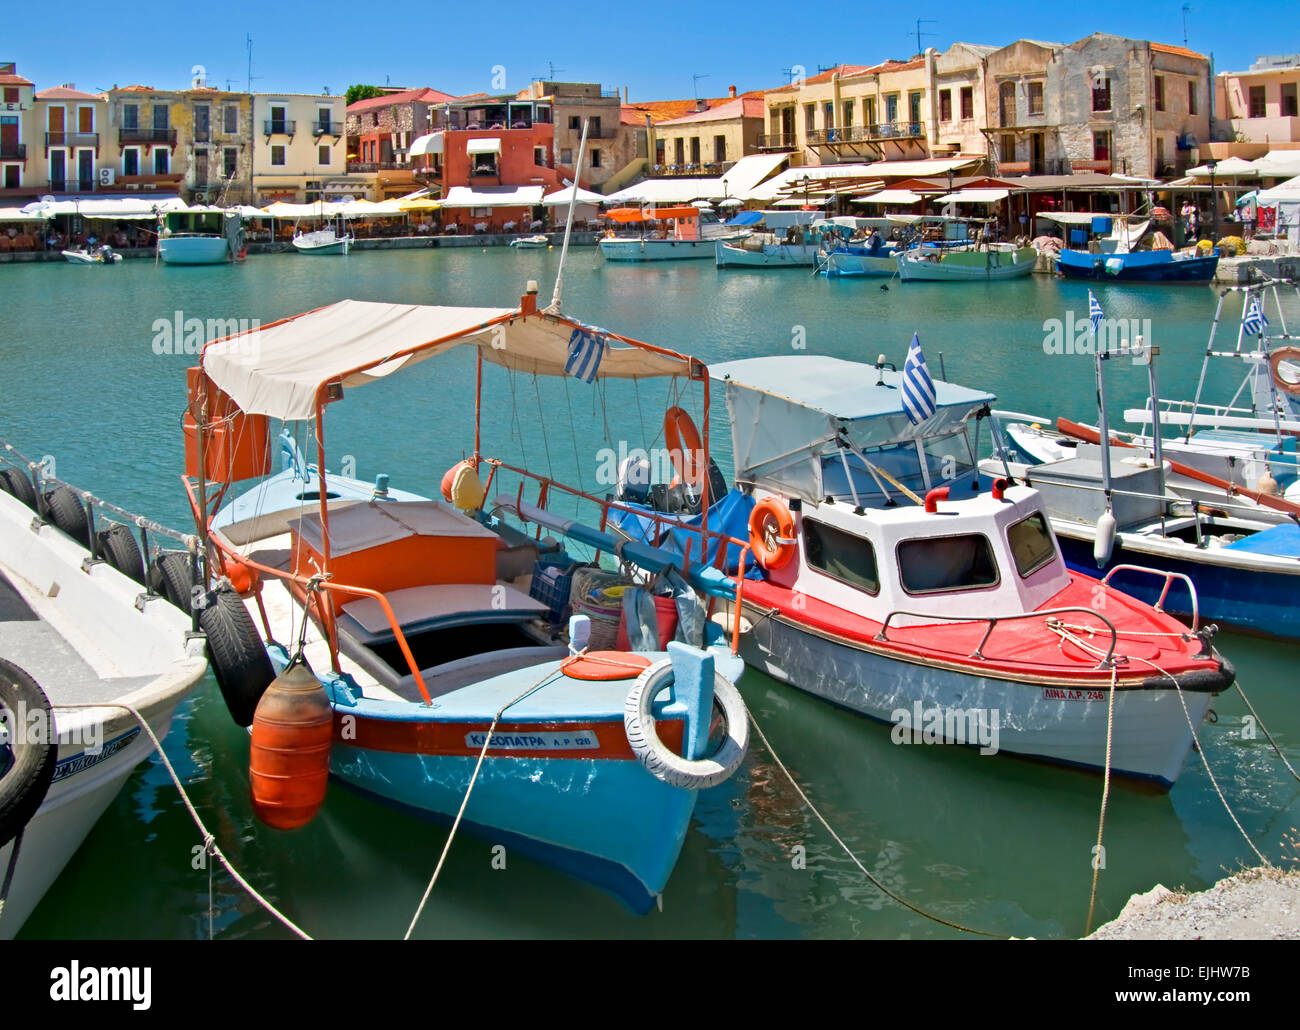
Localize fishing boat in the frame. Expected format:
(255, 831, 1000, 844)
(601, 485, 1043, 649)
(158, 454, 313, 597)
(895, 242, 1038, 282)
(599, 206, 747, 262)
(820, 231, 904, 278)
(609, 344, 1235, 788)
(61, 245, 122, 265)
(1048, 213, 1218, 283)
(158, 210, 244, 265)
(292, 227, 353, 256)
(179, 284, 751, 914)
(509, 234, 550, 249)
(984, 307, 1300, 641)
(0, 446, 208, 938)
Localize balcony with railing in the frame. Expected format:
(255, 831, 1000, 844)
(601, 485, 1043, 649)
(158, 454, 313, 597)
(46, 178, 99, 194)
(264, 120, 296, 136)
(756, 132, 797, 149)
(119, 126, 178, 146)
(346, 160, 406, 173)
(0, 142, 26, 160)
(312, 120, 344, 137)
(808, 122, 925, 145)
(44, 132, 99, 150)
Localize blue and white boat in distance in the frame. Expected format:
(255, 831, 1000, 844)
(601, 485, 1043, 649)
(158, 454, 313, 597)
(183, 291, 749, 914)
(1047, 212, 1218, 283)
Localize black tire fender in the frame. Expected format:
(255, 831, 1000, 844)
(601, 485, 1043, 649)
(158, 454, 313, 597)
(197, 589, 275, 727)
(0, 659, 58, 850)
(96, 524, 145, 585)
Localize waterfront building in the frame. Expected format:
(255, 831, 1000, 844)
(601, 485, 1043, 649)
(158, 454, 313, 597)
(0, 63, 37, 199)
(251, 92, 353, 204)
(1216, 55, 1300, 151)
(346, 87, 454, 200)
(523, 81, 629, 190)
(648, 88, 765, 179)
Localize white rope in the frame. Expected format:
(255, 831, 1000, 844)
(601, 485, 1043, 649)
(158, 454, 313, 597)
(1085, 663, 1118, 934)
(403, 660, 574, 939)
(54, 702, 313, 939)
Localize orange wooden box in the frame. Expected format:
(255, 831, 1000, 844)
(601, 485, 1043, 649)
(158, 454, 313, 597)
(184, 366, 272, 483)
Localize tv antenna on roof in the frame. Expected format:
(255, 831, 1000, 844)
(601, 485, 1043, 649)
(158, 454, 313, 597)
(540, 62, 565, 81)
(692, 73, 710, 99)
(910, 19, 938, 53)
(245, 34, 263, 93)
(1181, 4, 1193, 46)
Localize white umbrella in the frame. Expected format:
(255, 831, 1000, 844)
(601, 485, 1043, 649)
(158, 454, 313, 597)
(719, 198, 744, 208)
(693, 199, 714, 207)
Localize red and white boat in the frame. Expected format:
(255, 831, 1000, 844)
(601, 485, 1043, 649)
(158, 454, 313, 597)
(690, 351, 1235, 787)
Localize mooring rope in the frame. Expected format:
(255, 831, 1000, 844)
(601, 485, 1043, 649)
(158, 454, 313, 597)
(403, 658, 577, 940)
(746, 708, 1006, 938)
(53, 702, 313, 940)
(1085, 664, 1119, 935)
(1235, 681, 1300, 783)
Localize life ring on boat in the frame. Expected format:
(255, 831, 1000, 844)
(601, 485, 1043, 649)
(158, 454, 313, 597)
(623, 659, 748, 790)
(43, 485, 91, 548)
(748, 497, 797, 570)
(663, 406, 704, 491)
(197, 587, 276, 727)
(1269, 346, 1300, 397)
(0, 467, 38, 510)
(0, 658, 58, 850)
(96, 523, 145, 585)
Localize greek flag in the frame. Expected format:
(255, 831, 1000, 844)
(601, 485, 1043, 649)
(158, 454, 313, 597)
(565, 326, 606, 383)
(1088, 291, 1104, 335)
(901, 333, 937, 425)
(1242, 296, 1270, 337)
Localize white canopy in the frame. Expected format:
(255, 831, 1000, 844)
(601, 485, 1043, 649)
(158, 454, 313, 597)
(0, 206, 51, 222)
(542, 184, 605, 206)
(604, 177, 729, 204)
(408, 132, 444, 157)
(1255, 150, 1300, 179)
(1184, 155, 1260, 178)
(1259, 175, 1300, 203)
(441, 185, 544, 208)
(852, 189, 923, 206)
(935, 188, 1009, 205)
(23, 196, 188, 219)
(201, 300, 696, 421)
(466, 137, 503, 156)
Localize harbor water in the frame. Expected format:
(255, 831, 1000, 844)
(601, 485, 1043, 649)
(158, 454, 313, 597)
(2, 248, 1297, 938)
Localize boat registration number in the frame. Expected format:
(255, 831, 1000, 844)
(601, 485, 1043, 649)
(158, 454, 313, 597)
(1041, 688, 1108, 701)
(464, 730, 600, 751)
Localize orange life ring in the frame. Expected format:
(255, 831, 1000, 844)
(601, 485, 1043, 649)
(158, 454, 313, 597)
(748, 497, 797, 570)
(1269, 346, 1300, 397)
(663, 406, 704, 490)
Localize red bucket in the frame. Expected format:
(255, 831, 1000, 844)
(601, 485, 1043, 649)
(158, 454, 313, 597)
(616, 594, 680, 651)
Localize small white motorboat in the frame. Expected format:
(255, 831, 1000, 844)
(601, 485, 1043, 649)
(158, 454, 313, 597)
(61, 246, 122, 265)
(509, 234, 550, 249)
(292, 228, 353, 256)
(0, 451, 208, 937)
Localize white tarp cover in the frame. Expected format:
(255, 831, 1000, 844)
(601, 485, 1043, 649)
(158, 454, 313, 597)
(852, 189, 922, 205)
(202, 300, 694, 421)
(719, 152, 793, 196)
(542, 184, 605, 206)
(440, 185, 544, 208)
(603, 178, 729, 204)
(711, 355, 993, 500)
(1256, 152, 1300, 179)
(0, 206, 51, 222)
(408, 132, 444, 157)
(936, 188, 1010, 204)
(22, 196, 188, 219)
(1258, 175, 1300, 203)
(1184, 155, 1260, 178)
(466, 137, 503, 156)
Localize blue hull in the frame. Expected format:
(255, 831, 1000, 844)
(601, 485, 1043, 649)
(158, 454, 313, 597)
(1056, 248, 1218, 283)
(1055, 535, 1300, 640)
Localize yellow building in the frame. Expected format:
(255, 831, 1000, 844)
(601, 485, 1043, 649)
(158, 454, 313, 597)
(0, 62, 37, 196)
(650, 94, 764, 174)
(32, 86, 110, 194)
(252, 93, 348, 203)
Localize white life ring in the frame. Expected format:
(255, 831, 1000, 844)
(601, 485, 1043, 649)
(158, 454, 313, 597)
(623, 659, 748, 790)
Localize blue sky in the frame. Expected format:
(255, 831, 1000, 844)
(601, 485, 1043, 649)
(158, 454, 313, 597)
(6, 0, 1288, 101)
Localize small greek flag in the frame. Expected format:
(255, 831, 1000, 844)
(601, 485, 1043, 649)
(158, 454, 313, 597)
(1242, 295, 1270, 337)
(901, 333, 937, 425)
(565, 326, 606, 383)
(1088, 291, 1104, 335)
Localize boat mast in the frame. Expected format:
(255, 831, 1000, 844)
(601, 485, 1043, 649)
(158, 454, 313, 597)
(549, 116, 590, 314)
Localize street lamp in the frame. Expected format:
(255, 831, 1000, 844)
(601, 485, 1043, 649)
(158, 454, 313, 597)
(1205, 157, 1218, 246)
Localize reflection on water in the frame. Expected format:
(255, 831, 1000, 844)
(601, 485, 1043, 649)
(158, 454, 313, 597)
(4, 248, 1297, 938)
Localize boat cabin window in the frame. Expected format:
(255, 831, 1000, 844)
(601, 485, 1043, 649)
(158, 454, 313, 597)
(803, 518, 879, 594)
(897, 533, 998, 594)
(1006, 512, 1057, 578)
(922, 430, 976, 485)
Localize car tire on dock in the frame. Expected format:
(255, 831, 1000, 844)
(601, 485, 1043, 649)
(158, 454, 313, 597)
(197, 589, 276, 727)
(0, 658, 58, 850)
(43, 486, 90, 549)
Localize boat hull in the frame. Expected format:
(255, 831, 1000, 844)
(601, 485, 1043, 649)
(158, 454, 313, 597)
(293, 238, 352, 255)
(823, 250, 898, 277)
(600, 234, 747, 262)
(1052, 524, 1300, 640)
(158, 236, 231, 265)
(1056, 247, 1219, 282)
(715, 241, 819, 268)
(897, 246, 1038, 281)
(735, 601, 1212, 787)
